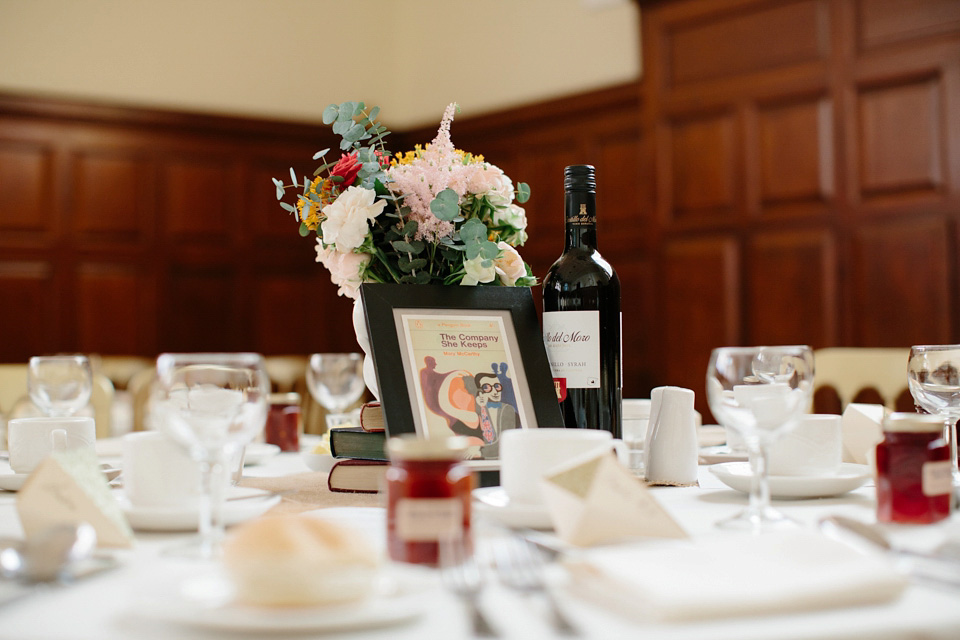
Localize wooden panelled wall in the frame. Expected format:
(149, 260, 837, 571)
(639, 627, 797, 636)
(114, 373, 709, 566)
(1, 0, 959, 419)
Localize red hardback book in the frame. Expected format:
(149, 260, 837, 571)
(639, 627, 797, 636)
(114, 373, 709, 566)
(359, 401, 385, 432)
(326, 459, 387, 494)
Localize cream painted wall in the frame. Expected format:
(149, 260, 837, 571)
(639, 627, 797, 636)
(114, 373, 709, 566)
(0, 0, 639, 128)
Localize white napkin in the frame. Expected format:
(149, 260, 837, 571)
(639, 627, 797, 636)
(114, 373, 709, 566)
(564, 531, 906, 622)
(841, 403, 886, 465)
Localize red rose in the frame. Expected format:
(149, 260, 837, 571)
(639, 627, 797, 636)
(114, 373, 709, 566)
(330, 152, 362, 188)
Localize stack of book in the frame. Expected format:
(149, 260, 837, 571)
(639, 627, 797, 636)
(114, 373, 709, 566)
(326, 402, 387, 493)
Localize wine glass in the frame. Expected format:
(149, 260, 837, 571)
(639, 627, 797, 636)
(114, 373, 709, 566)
(706, 345, 815, 531)
(27, 355, 93, 417)
(153, 353, 269, 559)
(907, 345, 960, 491)
(306, 353, 365, 429)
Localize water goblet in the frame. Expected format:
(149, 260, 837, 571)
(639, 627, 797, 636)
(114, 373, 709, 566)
(706, 345, 815, 531)
(153, 353, 269, 559)
(27, 355, 93, 417)
(306, 353, 365, 429)
(907, 345, 960, 491)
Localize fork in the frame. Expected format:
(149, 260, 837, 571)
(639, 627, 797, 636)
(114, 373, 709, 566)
(494, 536, 580, 636)
(439, 536, 499, 637)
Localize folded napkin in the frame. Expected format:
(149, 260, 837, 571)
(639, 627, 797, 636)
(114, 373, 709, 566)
(239, 472, 382, 515)
(841, 403, 886, 465)
(564, 531, 906, 622)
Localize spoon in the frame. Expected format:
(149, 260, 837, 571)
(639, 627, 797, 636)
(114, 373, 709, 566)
(0, 523, 97, 584)
(819, 516, 960, 588)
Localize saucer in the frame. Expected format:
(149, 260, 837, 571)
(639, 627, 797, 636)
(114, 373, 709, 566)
(710, 462, 872, 499)
(0, 465, 122, 492)
(472, 486, 553, 529)
(117, 487, 281, 531)
(699, 445, 749, 465)
(136, 568, 427, 632)
(243, 443, 281, 466)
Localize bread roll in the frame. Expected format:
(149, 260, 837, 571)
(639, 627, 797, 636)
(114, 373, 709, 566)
(223, 515, 379, 607)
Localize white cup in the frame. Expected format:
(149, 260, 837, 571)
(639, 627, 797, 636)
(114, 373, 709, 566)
(7, 416, 96, 474)
(500, 428, 625, 506)
(768, 414, 842, 476)
(122, 431, 201, 507)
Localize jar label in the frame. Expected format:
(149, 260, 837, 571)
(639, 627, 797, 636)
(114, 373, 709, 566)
(543, 310, 600, 389)
(395, 498, 462, 542)
(922, 460, 953, 496)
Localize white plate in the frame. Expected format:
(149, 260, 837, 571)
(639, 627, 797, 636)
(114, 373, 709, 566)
(242, 443, 281, 465)
(137, 569, 427, 632)
(699, 445, 749, 465)
(117, 487, 281, 531)
(710, 462, 872, 499)
(472, 486, 553, 529)
(0, 465, 121, 492)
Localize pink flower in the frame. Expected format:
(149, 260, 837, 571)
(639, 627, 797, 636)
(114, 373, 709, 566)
(493, 242, 526, 285)
(315, 241, 371, 299)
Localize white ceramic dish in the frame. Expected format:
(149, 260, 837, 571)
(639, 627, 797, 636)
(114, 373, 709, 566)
(301, 452, 336, 473)
(243, 443, 281, 466)
(0, 465, 121, 492)
(136, 569, 426, 633)
(472, 486, 553, 530)
(117, 487, 280, 531)
(698, 445, 749, 465)
(710, 462, 872, 499)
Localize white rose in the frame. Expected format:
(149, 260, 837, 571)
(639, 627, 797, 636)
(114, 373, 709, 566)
(320, 186, 386, 252)
(461, 255, 496, 286)
(493, 203, 528, 231)
(493, 242, 527, 286)
(468, 163, 514, 205)
(315, 240, 371, 299)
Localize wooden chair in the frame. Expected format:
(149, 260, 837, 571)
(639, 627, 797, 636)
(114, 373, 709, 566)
(812, 347, 913, 413)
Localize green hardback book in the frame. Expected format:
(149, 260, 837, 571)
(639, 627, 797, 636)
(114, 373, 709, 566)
(328, 427, 387, 461)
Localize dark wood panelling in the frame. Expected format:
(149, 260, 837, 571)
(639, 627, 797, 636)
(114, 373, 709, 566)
(666, 111, 737, 220)
(747, 229, 836, 346)
(0, 262, 57, 356)
(72, 152, 147, 240)
(76, 263, 147, 354)
(850, 217, 951, 346)
(757, 97, 833, 210)
(858, 0, 960, 50)
(163, 158, 233, 239)
(0, 141, 53, 236)
(667, 0, 828, 86)
(857, 76, 943, 199)
(164, 264, 239, 352)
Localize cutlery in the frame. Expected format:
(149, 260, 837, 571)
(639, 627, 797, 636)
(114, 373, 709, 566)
(226, 489, 293, 502)
(439, 536, 499, 637)
(819, 515, 960, 588)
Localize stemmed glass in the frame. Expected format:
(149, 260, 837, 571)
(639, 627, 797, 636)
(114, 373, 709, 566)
(907, 345, 960, 490)
(153, 353, 269, 559)
(27, 355, 93, 417)
(706, 345, 815, 531)
(306, 353, 365, 429)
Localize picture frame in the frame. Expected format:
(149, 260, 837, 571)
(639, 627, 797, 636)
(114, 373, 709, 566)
(359, 283, 562, 461)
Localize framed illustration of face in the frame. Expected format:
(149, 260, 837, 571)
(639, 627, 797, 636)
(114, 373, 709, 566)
(359, 283, 562, 461)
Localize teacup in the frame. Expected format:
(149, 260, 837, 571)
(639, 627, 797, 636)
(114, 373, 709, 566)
(768, 414, 842, 476)
(122, 431, 201, 508)
(7, 416, 96, 474)
(500, 428, 625, 506)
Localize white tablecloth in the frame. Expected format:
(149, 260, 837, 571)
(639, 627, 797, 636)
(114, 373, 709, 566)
(0, 450, 958, 640)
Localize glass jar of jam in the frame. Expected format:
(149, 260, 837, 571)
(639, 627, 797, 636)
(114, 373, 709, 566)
(265, 393, 301, 452)
(385, 435, 472, 565)
(876, 412, 952, 524)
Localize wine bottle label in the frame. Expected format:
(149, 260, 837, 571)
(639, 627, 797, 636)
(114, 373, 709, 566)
(395, 498, 463, 541)
(566, 203, 596, 226)
(922, 460, 953, 496)
(542, 310, 600, 389)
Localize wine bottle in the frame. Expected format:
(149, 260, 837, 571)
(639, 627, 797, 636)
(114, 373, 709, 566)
(542, 165, 622, 438)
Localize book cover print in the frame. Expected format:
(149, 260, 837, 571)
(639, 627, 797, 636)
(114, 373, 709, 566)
(400, 313, 529, 459)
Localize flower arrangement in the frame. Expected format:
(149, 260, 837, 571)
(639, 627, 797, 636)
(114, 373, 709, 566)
(273, 102, 533, 298)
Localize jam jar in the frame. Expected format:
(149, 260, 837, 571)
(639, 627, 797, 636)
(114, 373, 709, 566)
(385, 435, 472, 565)
(876, 412, 952, 524)
(265, 393, 301, 452)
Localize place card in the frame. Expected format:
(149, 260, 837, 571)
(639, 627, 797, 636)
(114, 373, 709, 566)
(539, 449, 686, 546)
(17, 448, 134, 548)
(841, 403, 887, 466)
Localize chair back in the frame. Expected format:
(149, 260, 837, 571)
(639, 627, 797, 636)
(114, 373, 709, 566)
(812, 347, 911, 412)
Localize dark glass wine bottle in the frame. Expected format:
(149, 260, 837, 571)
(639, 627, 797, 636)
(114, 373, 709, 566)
(542, 165, 622, 438)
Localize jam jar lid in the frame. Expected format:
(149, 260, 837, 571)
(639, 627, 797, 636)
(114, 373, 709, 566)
(269, 392, 301, 405)
(882, 412, 944, 433)
(387, 435, 471, 461)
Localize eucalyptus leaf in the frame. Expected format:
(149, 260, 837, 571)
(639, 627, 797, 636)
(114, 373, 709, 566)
(339, 138, 354, 151)
(362, 162, 380, 173)
(357, 148, 373, 163)
(430, 188, 460, 221)
(343, 122, 366, 142)
(289, 167, 297, 188)
(332, 119, 351, 136)
(322, 104, 339, 125)
(479, 240, 500, 260)
(374, 178, 390, 196)
(299, 222, 310, 236)
(337, 102, 355, 122)
(274, 180, 284, 200)
(516, 182, 531, 204)
(400, 274, 419, 284)
(368, 106, 380, 122)
(414, 271, 432, 284)
(312, 148, 330, 160)
(280, 201, 296, 214)
(401, 220, 418, 236)
(459, 217, 487, 242)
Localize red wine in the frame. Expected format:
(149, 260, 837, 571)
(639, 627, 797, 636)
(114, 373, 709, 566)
(542, 165, 622, 438)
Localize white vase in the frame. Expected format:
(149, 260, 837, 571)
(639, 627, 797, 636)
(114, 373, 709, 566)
(352, 298, 380, 400)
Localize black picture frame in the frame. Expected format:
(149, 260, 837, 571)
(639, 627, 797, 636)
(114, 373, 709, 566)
(359, 283, 562, 461)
